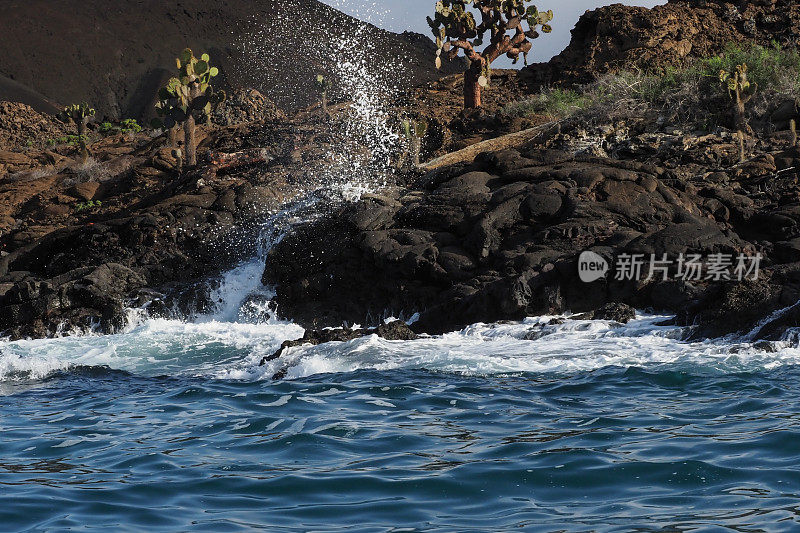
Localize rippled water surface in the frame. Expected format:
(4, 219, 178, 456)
(2, 314, 800, 531)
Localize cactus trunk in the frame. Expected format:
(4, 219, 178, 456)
(738, 130, 746, 163)
(184, 84, 201, 167)
(184, 114, 196, 167)
(78, 117, 89, 163)
(168, 126, 178, 148)
(734, 92, 748, 133)
(464, 62, 483, 109)
(412, 137, 422, 167)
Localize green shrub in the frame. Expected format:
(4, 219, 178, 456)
(119, 119, 142, 134)
(692, 42, 800, 95)
(502, 89, 590, 119)
(75, 200, 102, 212)
(98, 119, 143, 136)
(48, 135, 88, 147)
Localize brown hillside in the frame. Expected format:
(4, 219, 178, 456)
(0, 0, 460, 120)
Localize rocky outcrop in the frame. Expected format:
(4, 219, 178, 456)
(262, 120, 800, 339)
(0, 102, 70, 152)
(574, 303, 636, 324)
(0, 111, 367, 339)
(0, 168, 274, 338)
(0, 264, 146, 337)
(521, 0, 800, 89)
(212, 89, 286, 127)
(260, 320, 416, 364)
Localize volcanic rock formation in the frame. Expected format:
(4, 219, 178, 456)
(262, 119, 800, 339)
(521, 0, 800, 89)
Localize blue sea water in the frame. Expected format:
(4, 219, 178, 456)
(2, 311, 800, 532)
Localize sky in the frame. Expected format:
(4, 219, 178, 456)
(319, 1, 667, 66)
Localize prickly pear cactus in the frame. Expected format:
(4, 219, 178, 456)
(400, 119, 428, 168)
(315, 75, 332, 93)
(720, 63, 757, 134)
(315, 74, 332, 117)
(61, 103, 96, 124)
(60, 103, 95, 163)
(151, 49, 227, 167)
(428, 0, 553, 108)
(720, 64, 755, 97)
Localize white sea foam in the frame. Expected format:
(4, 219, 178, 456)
(5, 310, 800, 384)
(0, 318, 303, 383)
(250, 314, 800, 381)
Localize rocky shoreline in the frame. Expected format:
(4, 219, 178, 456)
(7, 112, 799, 343)
(0, 98, 360, 339)
(4, 0, 800, 345)
(261, 118, 800, 340)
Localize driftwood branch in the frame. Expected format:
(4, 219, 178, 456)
(201, 148, 272, 179)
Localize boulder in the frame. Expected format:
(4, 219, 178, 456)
(259, 320, 418, 376)
(575, 303, 636, 324)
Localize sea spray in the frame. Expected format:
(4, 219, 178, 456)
(5, 306, 800, 384)
(203, 189, 346, 323)
(196, 7, 406, 324)
(239, 3, 401, 192)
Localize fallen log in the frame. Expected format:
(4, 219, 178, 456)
(201, 148, 273, 179)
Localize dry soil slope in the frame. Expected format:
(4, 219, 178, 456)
(0, 0, 460, 120)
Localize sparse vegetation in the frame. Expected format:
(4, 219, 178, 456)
(99, 119, 142, 136)
(74, 200, 102, 212)
(502, 88, 589, 119)
(699, 42, 800, 93)
(502, 43, 800, 132)
(47, 135, 88, 147)
(429, 1, 553, 109)
(120, 119, 142, 134)
(62, 158, 109, 186)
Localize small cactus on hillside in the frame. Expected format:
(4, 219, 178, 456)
(720, 63, 757, 134)
(60, 103, 95, 162)
(429, 0, 553, 109)
(151, 49, 226, 167)
(400, 119, 428, 169)
(315, 74, 332, 117)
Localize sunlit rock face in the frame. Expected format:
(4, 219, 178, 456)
(521, 0, 800, 90)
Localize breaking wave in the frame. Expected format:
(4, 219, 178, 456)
(3, 310, 800, 385)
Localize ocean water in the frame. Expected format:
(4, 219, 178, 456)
(2, 292, 800, 531)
